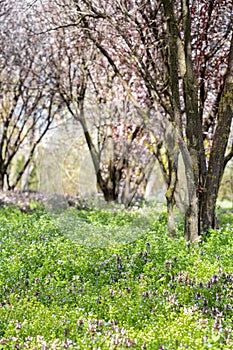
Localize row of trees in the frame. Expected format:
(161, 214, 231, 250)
(0, 0, 158, 206)
(0, 1, 60, 190)
(0, 0, 232, 241)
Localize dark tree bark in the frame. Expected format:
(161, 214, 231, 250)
(0, 172, 4, 191)
(201, 36, 233, 232)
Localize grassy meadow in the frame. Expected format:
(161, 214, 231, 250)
(0, 204, 233, 349)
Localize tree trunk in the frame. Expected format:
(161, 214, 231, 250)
(166, 197, 176, 238)
(165, 156, 178, 237)
(176, 136, 200, 242)
(79, 109, 122, 203)
(201, 36, 233, 232)
(184, 191, 199, 242)
(21, 161, 35, 191)
(99, 162, 118, 203)
(0, 172, 4, 191)
(101, 185, 118, 202)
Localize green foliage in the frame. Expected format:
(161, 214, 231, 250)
(0, 207, 233, 348)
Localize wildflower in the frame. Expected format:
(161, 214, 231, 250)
(211, 274, 219, 284)
(72, 275, 79, 280)
(77, 319, 84, 326)
(139, 274, 146, 280)
(111, 336, 119, 345)
(88, 324, 96, 332)
(165, 260, 172, 269)
(15, 321, 22, 330)
(25, 337, 33, 342)
(196, 292, 202, 300)
(184, 305, 198, 315)
(125, 338, 136, 347)
(96, 319, 103, 327)
(202, 307, 209, 314)
(203, 336, 208, 342)
(63, 340, 73, 348)
(211, 307, 221, 315)
(213, 319, 222, 332)
(199, 318, 208, 327)
(36, 336, 44, 343)
(168, 294, 177, 303)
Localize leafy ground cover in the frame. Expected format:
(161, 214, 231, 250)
(0, 205, 233, 349)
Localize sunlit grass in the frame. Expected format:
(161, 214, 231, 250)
(0, 205, 233, 349)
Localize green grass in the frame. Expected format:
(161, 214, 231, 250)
(0, 206, 233, 349)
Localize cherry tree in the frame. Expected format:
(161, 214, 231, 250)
(53, 30, 156, 205)
(58, 0, 232, 241)
(0, 2, 60, 190)
(27, 0, 157, 205)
